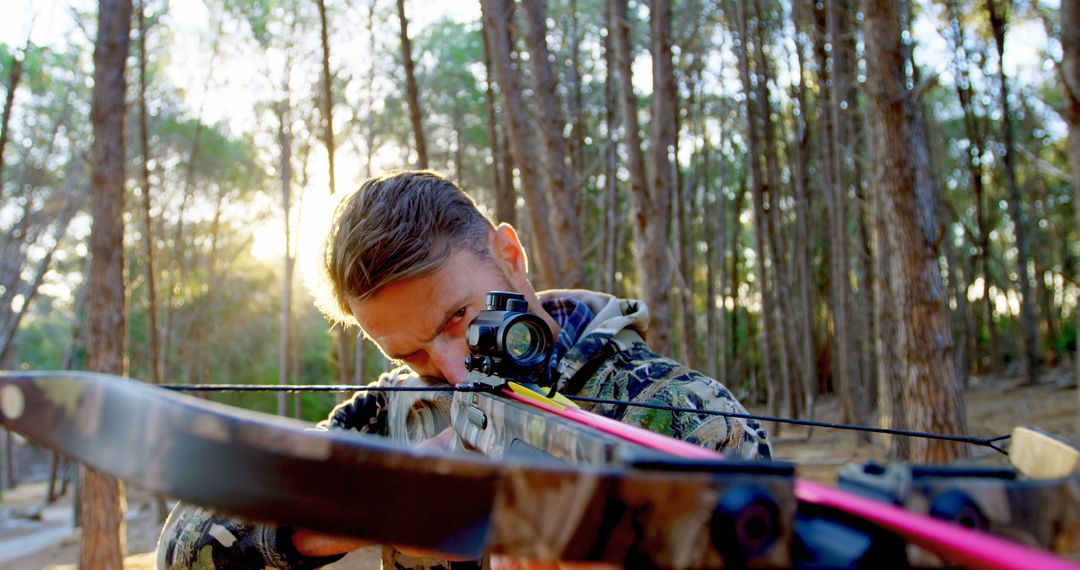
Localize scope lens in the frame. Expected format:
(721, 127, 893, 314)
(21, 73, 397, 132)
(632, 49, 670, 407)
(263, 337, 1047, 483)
(505, 321, 541, 363)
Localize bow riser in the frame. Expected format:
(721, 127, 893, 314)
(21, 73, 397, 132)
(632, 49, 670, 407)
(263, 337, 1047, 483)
(0, 372, 799, 568)
(451, 386, 798, 567)
(447, 379, 1080, 569)
(0, 372, 502, 557)
(3, 371, 1077, 569)
(838, 462, 1080, 554)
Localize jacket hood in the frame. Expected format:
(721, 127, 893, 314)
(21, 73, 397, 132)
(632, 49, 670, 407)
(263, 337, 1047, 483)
(537, 289, 650, 386)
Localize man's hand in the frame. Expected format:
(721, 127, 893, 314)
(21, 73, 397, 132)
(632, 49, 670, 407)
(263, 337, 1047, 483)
(418, 426, 456, 451)
(491, 557, 618, 570)
(291, 529, 372, 557)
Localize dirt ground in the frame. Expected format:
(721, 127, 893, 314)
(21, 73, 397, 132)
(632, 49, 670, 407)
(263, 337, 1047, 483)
(0, 367, 1075, 569)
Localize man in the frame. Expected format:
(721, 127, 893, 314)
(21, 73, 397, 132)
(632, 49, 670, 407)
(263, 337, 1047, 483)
(158, 171, 771, 569)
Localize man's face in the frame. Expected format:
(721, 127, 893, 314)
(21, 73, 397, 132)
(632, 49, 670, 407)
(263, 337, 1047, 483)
(349, 246, 517, 386)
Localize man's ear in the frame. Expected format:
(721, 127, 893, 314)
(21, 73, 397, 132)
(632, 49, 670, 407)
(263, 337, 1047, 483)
(490, 223, 528, 282)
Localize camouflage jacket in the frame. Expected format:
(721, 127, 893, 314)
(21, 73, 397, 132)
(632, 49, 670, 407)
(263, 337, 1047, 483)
(156, 290, 771, 569)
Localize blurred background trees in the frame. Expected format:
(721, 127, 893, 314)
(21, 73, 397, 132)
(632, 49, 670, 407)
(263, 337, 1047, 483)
(1, 0, 1077, 465)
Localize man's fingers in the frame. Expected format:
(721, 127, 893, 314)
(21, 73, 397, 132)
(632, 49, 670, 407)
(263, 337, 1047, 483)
(291, 528, 372, 557)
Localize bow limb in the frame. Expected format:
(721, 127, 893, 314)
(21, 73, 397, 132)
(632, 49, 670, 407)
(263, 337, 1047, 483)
(449, 380, 1080, 570)
(0, 371, 794, 568)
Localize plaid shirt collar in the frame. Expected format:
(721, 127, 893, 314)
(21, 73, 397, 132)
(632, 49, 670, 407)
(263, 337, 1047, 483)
(541, 296, 596, 380)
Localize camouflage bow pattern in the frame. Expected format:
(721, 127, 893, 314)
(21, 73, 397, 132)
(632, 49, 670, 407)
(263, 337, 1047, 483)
(0, 371, 1077, 568)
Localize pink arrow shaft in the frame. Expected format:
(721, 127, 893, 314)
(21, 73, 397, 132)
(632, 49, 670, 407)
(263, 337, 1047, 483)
(504, 388, 1079, 570)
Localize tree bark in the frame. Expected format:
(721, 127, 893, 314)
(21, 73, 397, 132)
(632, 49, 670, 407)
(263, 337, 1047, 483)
(790, 0, 817, 417)
(734, 0, 779, 415)
(396, 0, 427, 168)
(944, 0, 1000, 372)
(601, 0, 619, 295)
(985, 0, 1040, 385)
(519, 0, 583, 287)
(1061, 0, 1080, 413)
(821, 0, 863, 428)
(480, 0, 561, 286)
(676, 32, 703, 369)
(0, 38, 26, 191)
(752, 0, 800, 419)
(566, 0, 586, 225)
(481, 28, 515, 226)
(730, 181, 748, 386)
(705, 132, 727, 383)
(314, 0, 351, 385)
(83, 0, 132, 565)
(136, 0, 161, 387)
(863, 0, 968, 463)
(277, 94, 295, 416)
(365, 0, 377, 179)
(644, 0, 676, 355)
(316, 0, 336, 195)
(870, 128, 909, 459)
(609, 0, 671, 353)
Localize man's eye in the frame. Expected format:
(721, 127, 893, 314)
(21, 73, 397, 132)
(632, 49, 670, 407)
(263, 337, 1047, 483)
(449, 307, 467, 322)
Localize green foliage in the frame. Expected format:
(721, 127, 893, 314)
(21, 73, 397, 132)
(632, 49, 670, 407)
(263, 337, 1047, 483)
(9, 0, 1080, 432)
(220, 0, 273, 47)
(151, 112, 262, 189)
(412, 18, 490, 191)
(12, 298, 74, 370)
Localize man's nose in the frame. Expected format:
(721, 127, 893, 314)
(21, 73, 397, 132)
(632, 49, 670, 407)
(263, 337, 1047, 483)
(429, 344, 467, 386)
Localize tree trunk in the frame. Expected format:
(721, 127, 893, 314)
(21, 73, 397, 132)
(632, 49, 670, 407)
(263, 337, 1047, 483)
(985, 0, 1040, 385)
(706, 134, 727, 384)
(870, 129, 909, 459)
(396, 0, 427, 168)
(519, 0, 583, 287)
(316, 0, 336, 195)
(823, 0, 862, 427)
(949, 250, 975, 386)
(601, 0, 619, 295)
(790, 0, 817, 417)
(83, 0, 132, 565)
(1062, 0, 1080, 415)
(675, 53, 701, 369)
(645, 0, 676, 355)
(1032, 171, 1060, 360)
(135, 16, 170, 523)
(315, 0, 351, 385)
(863, 0, 968, 463)
(136, 0, 161, 387)
(0, 38, 25, 190)
(609, 0, 674, 354)
(734, 0, 779, 416)
(567, 0, 586, 228)
(752, 0, 799, 420)
(481, 28, 515, 226)
(730, 182, 748, 387)
(277, 95, 294, 416)
(944, 0, 1000, 372)
(365, 0, 377, 178)
(480, 0, 561, 287)
(362, 2, 380, 384)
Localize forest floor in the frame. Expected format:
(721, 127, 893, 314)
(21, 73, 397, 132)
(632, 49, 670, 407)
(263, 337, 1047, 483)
(0, 366, 1075, 569)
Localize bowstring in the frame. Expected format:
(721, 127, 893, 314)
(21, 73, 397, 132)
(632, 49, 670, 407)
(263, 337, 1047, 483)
(160, 384, 1011, 454)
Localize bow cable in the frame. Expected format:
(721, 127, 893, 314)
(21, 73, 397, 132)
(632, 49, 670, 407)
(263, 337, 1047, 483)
(160, 383, 1011, 454)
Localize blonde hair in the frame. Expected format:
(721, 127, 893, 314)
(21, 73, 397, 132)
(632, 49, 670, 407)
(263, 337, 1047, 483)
(317, 170, 495, 327)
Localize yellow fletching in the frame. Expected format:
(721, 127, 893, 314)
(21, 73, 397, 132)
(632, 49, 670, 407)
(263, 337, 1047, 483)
(506, 382, 580, 410)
